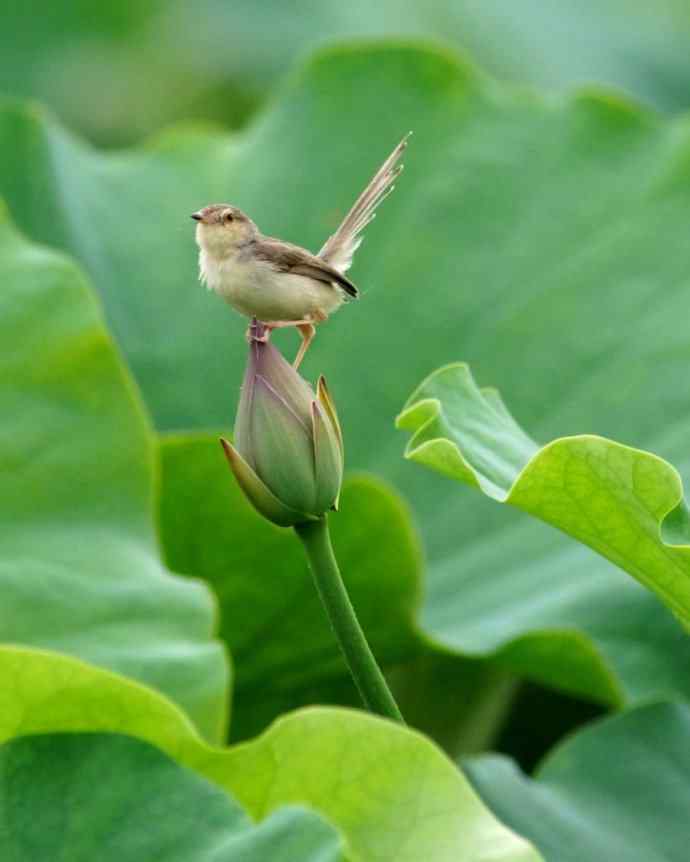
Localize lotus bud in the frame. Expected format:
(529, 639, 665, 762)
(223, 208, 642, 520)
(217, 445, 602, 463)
(221, 321, 344, 526)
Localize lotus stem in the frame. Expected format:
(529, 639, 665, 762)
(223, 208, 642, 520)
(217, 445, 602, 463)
(295, 516, 404, 723)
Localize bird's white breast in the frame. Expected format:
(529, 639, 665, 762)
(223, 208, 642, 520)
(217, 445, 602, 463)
(199, 249, 342, 322)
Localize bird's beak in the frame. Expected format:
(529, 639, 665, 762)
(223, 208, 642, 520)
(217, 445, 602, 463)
(190, 212, 203, 222)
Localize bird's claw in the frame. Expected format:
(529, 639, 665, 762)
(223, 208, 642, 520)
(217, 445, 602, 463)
(246, 318, 270, 343)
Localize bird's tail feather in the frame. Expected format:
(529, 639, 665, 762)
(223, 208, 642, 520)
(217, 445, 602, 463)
(318, 132, 411, 274)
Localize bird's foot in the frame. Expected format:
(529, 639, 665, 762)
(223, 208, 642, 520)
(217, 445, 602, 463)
(246, 318, 270, 343)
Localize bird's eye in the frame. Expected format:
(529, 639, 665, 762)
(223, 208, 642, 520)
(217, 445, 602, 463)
(224, 212, 234, 223)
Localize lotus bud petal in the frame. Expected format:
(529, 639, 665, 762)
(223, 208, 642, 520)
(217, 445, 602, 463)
(220, 438, 308, 527)
(312, 400, 343, 513)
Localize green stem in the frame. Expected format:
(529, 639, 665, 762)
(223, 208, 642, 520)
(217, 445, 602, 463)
(295, 516, 404, 723)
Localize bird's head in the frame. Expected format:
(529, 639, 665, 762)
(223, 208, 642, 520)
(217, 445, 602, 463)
(191, 204, 257, 257)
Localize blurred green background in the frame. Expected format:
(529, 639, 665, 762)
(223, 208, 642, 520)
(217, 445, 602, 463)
(6, 0, 690, 147)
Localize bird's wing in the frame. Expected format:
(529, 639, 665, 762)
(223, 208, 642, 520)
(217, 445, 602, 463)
(318, 132, 410, 274)
(255, 239, 359, 298)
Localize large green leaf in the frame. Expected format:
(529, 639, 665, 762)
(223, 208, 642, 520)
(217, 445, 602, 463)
(3, 43, 690, 705)
(0, 646, 542, 862)
(159, 1, 690, 113)
(159, 433, 423, 740)
(0, 733, 342, 861)
(4, 3, 690, 147)
(397, 362, 690, 628)
(465, 702, 690, 861)
(0, 208, 227, 740)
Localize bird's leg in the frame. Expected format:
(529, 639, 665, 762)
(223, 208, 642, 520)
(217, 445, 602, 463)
(258, 319, 318, 368)
(263, 319, 314, 329)
(293, 323, 316, 370)
(255, 318, 322, 368)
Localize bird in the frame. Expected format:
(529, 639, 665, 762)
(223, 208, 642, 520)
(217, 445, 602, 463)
(192, 133, 410, 368)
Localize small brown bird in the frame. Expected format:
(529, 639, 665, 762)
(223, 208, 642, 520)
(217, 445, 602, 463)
(192, 134, 410, 368)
